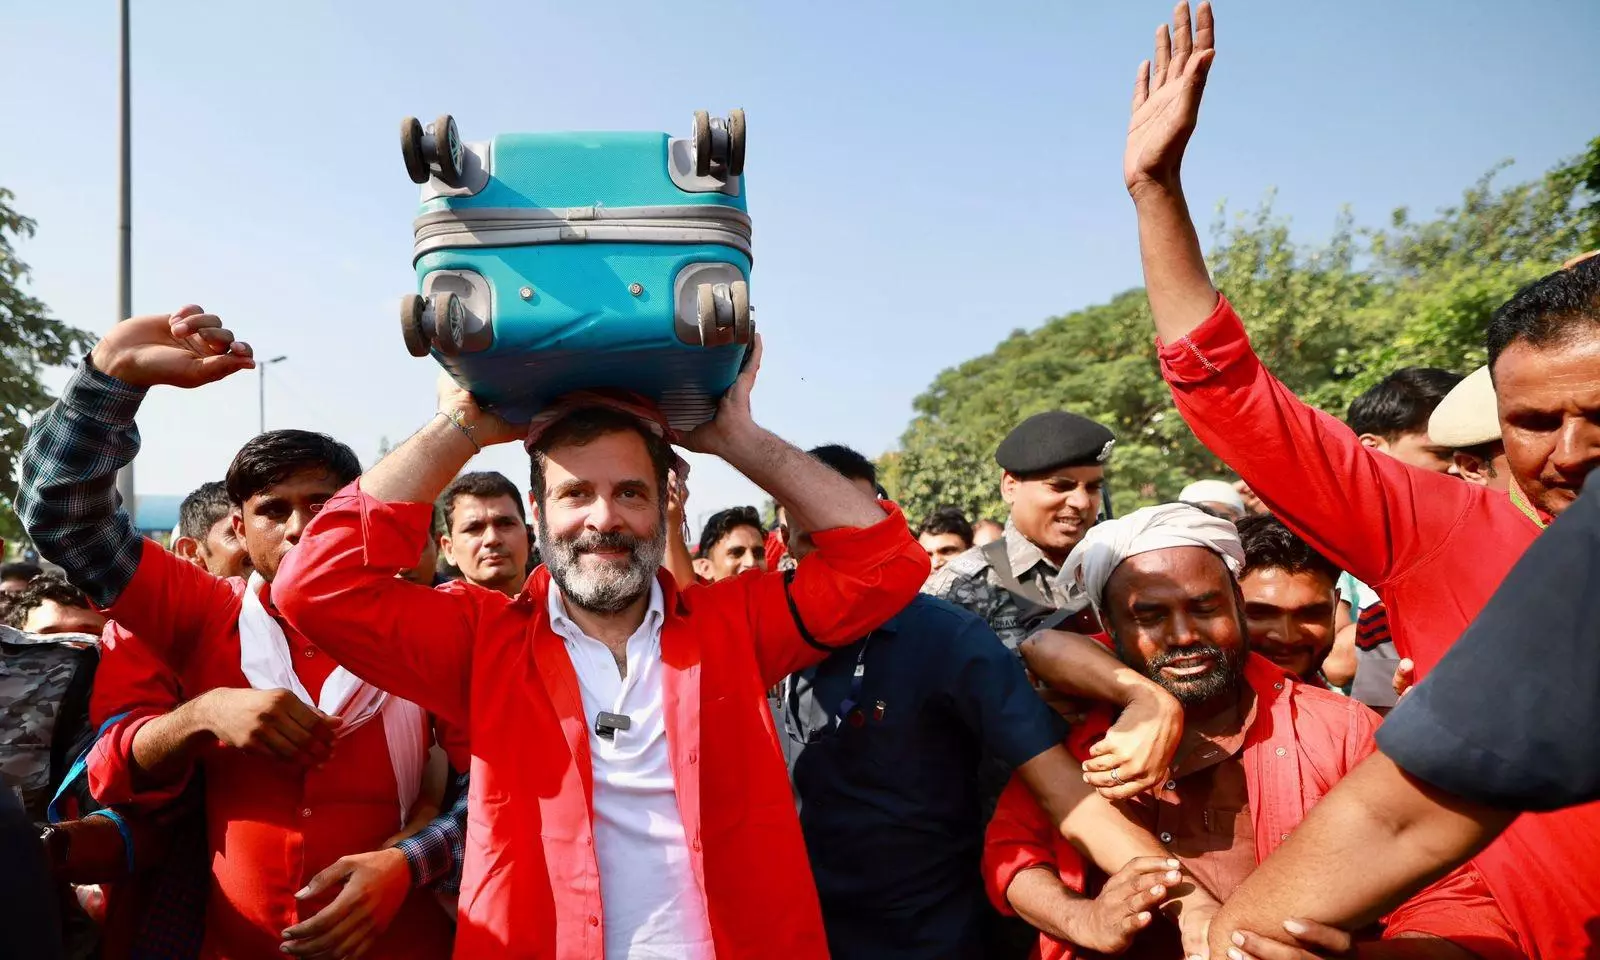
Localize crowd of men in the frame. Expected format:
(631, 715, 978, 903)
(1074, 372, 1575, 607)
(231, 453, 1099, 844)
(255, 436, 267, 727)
(3, 3, 1599, 959)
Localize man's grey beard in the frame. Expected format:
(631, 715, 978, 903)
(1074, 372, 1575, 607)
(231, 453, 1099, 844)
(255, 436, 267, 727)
(538, 515, 666, 614)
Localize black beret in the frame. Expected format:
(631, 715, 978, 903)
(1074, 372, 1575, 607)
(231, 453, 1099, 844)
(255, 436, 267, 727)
(995, 411, 1116, 475)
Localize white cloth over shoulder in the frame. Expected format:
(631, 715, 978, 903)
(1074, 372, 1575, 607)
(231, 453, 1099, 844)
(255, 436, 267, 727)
(237, 572, 428, 825)
(1056, 502, 1245, 616)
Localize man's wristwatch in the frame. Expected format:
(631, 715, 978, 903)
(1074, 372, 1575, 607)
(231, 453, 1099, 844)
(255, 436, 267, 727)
(39, 823, 72, 874)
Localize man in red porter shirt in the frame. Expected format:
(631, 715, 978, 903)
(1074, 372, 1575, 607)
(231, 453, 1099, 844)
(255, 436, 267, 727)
(274, 340, 1216, 959)
(1116, 3, 1600, 957)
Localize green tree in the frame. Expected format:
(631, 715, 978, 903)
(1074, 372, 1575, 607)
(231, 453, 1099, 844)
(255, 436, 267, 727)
(885, 144, 1600, 525)
(1, 189, 95, 548)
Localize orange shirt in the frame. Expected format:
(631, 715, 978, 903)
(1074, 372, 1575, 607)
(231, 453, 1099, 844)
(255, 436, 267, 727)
(273, 482, 930, 960)
(983, 656, 1520, 960)
(88, 540, 455, 960)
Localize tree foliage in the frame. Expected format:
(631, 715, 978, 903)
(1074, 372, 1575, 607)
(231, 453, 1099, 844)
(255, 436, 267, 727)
(0, 189, 95, 548)
(885, 142, 1600, 524)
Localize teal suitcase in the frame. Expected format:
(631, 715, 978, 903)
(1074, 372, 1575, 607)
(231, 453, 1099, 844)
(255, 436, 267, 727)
(397, 111, 753, 431)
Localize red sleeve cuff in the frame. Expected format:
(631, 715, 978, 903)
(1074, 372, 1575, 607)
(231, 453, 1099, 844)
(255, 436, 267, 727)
(87, 712, 195, 810)
(337, 480, 437, 570)
(1156, 293, 1254, 387)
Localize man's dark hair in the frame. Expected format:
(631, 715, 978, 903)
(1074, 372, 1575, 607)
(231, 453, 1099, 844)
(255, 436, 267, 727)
(0, 561, 42, 584)
(224, 430, 361, 506)
(177, 480, 232, 541)
(696, 506, 764, 558)
(918, 506, 973, 546)
(1487, 257, 1600, 374)
(1236, 515, 1339, 585)
(528, 408, 673, 508)
(439, 471, 526, 532)
(2, 574, 92, 629)
(1345, 368, 1463, 440)
(806, 444, 877, 487)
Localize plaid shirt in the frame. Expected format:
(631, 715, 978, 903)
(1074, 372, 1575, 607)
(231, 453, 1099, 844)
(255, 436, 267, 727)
(20, 358, 470, 893)
(397, 771, 469, 892)
(17, 356, 147, 609)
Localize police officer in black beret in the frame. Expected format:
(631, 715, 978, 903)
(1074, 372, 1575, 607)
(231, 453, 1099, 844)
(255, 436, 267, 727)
(923, 410, 1115, 650)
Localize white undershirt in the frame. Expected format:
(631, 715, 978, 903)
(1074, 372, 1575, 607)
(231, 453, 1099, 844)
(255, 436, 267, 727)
(548, 581, 713, 959)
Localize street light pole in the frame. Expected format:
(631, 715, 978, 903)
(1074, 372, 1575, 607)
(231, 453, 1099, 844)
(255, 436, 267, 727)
(258, 355, 288, 433)
(113, 0, 136, 523)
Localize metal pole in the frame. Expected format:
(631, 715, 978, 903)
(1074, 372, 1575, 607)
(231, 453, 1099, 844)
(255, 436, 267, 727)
(113, 0, 137, 526)
(258, 363, 265, 434)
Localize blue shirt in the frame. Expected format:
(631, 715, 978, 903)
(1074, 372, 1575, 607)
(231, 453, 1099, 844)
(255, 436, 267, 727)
(780, 595, 1066, 960)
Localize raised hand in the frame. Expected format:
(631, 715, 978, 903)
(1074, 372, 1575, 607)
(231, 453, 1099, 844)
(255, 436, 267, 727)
(90, 305, 256, 388)
(682, 334, 762, 456)
(1125, 1, 1216, 197)
(435, 372, 527, 448)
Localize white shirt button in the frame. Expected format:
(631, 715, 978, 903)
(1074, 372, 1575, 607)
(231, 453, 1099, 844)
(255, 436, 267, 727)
(1275, 747, 1288, 757)
(1164, 780, 1178, 790)
(1159, 832, 1173, 843)
(301, 808, 312, 818)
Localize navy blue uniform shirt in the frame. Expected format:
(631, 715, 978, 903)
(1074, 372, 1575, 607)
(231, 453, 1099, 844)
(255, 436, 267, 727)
(780, 595, 1067, 960)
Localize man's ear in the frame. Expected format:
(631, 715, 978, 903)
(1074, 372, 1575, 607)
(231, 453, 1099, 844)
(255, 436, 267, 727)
(1453, 451, 1491, 486)
(1000, 471, 1018, 506)
(1357, 433, 1388, 453)
(692, 558, 712, 581)
(171, 535, 203, 568)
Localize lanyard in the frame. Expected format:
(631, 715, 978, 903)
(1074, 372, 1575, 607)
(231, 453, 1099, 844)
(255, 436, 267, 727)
(836, 637, 871, 724)
(1510, 485, 1548, 530)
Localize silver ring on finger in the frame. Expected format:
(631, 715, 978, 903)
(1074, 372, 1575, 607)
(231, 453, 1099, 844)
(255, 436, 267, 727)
(1110, 767, 1123, 785)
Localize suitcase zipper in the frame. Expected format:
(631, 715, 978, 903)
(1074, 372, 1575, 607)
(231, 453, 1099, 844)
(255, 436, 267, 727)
(413, 205, 752, 263)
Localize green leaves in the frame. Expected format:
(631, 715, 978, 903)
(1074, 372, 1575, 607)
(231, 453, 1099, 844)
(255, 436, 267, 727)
(0, 188, 95, 547)
(884, 142, 1600, 525)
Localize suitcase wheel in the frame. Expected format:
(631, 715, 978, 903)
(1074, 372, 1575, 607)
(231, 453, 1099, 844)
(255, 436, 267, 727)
(726, 108, 746, 178)
(731, 279, 752, 343)
(400, 118, 429, 184)
(430, 291, 466, 355)
(692, 110, 712, 178)
(695, 282, 744, 346)
(691, 109, 746, 180)
(400, 294, 430, 357)
(432, 114, 464, 188)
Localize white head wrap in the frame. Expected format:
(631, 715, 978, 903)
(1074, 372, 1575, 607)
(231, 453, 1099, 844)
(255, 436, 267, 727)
(1056, 502, 1245, 616)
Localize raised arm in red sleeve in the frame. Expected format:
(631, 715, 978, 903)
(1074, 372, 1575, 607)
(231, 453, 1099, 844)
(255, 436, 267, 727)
(729, 502, 928, 686)
(273, 481, 480, 729)
(1159, 296, 1470, 587)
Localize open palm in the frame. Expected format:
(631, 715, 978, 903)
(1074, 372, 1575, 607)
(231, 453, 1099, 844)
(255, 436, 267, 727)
(1124, 1, 1216, 195)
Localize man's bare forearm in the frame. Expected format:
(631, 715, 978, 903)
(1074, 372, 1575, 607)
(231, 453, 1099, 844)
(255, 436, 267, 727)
(1132, 180, 1220, 344)
(130, 695, 215, 790)
(1211, 752, 1515, 947)
(1022, 630, 1167, 707)
(1007, 866, 1092, 941)
(361, 416, 479, 506)
(716, 423, 885, 531)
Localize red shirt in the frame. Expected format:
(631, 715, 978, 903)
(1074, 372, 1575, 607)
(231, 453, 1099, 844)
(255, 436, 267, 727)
(1158, 295, 1597, 960)
(982, 656, 1520, 960)
(273, 482, 930, 960)
(88, 541, 457, 960)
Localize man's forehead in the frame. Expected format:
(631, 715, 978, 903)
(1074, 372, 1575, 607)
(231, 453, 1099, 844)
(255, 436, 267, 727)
(455, 493, 522, 517)
(249, 468, 342, 501)
(1106, 546, 1233, 598)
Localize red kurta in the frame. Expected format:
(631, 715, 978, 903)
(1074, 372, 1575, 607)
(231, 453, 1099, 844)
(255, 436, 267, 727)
(983, 656, 1521, 959)
(273, 482, 930, 960)
(1155, 295, 1600, 960)
(88, 541, 456, 960)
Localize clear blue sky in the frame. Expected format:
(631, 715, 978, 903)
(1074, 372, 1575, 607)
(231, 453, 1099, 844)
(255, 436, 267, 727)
(5, 1, 1597, 533)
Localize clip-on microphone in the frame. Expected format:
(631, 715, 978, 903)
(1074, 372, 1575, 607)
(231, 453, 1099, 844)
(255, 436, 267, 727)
(595, 711, 632, 741)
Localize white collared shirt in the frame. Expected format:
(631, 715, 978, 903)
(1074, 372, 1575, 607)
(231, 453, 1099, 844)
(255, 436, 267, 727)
(547, 580, 713, 959)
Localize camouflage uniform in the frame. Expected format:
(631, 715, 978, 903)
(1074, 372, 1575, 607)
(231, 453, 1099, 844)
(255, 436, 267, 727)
(921, 520, 1074, 650)
(0, 624, 97, 822)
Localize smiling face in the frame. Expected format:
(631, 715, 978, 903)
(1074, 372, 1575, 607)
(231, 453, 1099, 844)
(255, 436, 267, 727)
(443, 493, 531, 595)
(1238, 566, 1336, 681)
(1002, 465, 1105, 564)
(1494, 336, 1600, 518)
(532, 429, 667, 614)
(705, 524, 765, 581)
(1103, 546, 1247, 706)
(231, 468, 346, 582)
